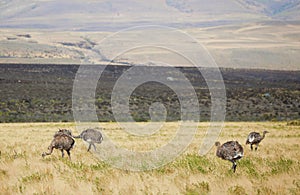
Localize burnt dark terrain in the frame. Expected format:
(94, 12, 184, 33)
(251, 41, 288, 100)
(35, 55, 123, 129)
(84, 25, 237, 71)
(0, 64, 299, 122)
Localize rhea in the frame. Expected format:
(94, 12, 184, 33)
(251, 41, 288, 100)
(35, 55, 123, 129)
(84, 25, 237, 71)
(73, 129, 103, 152)
(42, 129, 75, 159)
(215, 141, 244, 173)
(246, 131, 269, 151)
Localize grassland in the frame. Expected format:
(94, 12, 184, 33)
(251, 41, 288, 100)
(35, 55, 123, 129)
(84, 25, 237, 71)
(0, 121, 299, 194)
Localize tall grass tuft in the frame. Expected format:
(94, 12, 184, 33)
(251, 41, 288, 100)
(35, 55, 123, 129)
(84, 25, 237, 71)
(239, 158, 259, 178)
(228, 185, 247, 195)
(289, 179, 300, 195)
(62, 159, 90, 172)
(2, 150, 27, 162)
(93, 177, 106, 193)
(256, 187, 275, 195)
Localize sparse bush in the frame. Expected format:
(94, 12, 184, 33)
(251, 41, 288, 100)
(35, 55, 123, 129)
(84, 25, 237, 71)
(1, 64, 300, 122)
(0, 169, 8, 178)
(287, 120, 300, 126)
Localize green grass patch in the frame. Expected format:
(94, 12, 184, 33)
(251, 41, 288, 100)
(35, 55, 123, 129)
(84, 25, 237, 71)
(20, 170, 53, 184)
(239, 158, 259, 177)
(62, 159, 110, 173)
(174, 154, 212, 174)
(63, 160, 89, 172)
(268, 158, 293, 175)
(90, 162, 110, 171)
(155, 165, 175, 174)
(2, 150, 27, 162)
(185, 181, 210, 195)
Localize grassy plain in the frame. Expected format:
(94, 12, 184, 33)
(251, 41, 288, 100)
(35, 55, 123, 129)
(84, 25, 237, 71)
(0, 122, 299, 194)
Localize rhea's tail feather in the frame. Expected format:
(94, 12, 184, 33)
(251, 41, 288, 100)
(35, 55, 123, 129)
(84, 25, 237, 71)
(72, 134, 81, 139)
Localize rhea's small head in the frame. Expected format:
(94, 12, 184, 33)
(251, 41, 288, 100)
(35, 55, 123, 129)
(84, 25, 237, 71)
(215, 142, 221, 147)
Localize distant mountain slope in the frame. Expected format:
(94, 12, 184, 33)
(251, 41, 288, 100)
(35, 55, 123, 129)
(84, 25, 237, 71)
(1, 0, 299, 27)
(165, 0, 248, 14)
(236, 0, 300, 19)
(0, 0, 271, 30)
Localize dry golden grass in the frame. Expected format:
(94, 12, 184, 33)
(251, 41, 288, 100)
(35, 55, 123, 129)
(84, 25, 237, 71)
(0, 122, 299, 194)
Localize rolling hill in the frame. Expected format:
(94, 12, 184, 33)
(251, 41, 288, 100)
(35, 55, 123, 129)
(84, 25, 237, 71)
(1, 0, 299, 30)
(0, 0, 299, 70)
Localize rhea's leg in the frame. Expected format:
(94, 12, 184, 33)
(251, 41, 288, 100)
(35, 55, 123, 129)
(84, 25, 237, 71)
(250, 144, 253, 151)
(232, 161, 237, 173)
(92, 143, 97, 151)
(66, 150, 71, 160)
(61, 149, 64, 158)
(87, 143, 92, 152)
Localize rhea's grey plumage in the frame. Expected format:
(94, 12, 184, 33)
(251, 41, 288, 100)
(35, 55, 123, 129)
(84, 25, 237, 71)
(215, 141, 244, 173)
(246, 131, 269, 150)
(73, 128, 103, 152)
